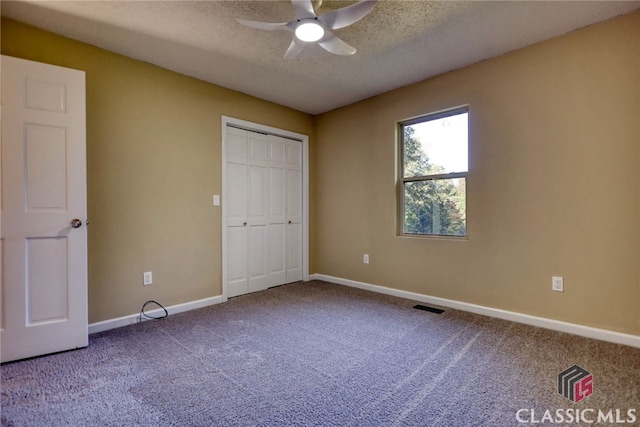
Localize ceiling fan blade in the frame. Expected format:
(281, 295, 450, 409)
(319, 0, 377, 30)
(318, 32, 356, 56)
(292, 0, 316, 20)
(236, 19, 293, 32)
(284, 38, 306, 60)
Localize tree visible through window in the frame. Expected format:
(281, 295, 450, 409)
(400, 107, 468, 237)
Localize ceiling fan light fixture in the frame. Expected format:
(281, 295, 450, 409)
(237, 0, 379, 58)
(295, 20, 324, 42)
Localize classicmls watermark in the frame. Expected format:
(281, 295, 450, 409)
(515, 365, 637, 424)
(516, 408, 637, 424)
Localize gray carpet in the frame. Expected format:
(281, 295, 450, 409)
(1, 280, 639, 426)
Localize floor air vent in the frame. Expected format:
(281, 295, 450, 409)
(413, 304, 444, 314)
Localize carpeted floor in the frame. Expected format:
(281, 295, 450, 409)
(1, 280, 639, 426)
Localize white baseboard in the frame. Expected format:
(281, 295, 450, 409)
(88, 295, 224, 334)
(312, 274, 640, 349)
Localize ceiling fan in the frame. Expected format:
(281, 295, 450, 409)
(237, 0, 378, 60)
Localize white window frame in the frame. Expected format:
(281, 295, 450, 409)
(398, 106, 469, 238)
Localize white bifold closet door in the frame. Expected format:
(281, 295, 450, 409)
(225, 126, 302, 298)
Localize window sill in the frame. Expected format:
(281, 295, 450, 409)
(397, 233, 469, 241)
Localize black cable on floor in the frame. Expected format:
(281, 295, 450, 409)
(139, 300, 168, 322)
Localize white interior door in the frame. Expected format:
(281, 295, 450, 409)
(225, 127, 249, 298)
(286, 139, 303, 283)
(268, 135, 287, 286)
(247, 131, 269, 293)
(223, 124, 304, 298)
(1, 55, 88, 363)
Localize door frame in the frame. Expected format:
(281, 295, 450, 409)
(221, 116, 309, 301)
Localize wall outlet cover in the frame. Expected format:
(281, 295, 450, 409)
(552, 276, 564, 292)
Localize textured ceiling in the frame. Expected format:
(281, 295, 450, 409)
(2, 1, 639, 114)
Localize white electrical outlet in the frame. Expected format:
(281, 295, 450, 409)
(552, 276, 564, 292)
(143, 271, 153, 286)
(363, 254, 369, 264)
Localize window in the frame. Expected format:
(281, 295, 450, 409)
(399, 107, 468, 237)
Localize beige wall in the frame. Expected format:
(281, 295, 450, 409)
(1, 18, 315, 323)
(2, 11, 639, 336)
(314, 11, 640, 335)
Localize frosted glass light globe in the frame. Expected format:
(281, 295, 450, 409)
(295, 21, 324, 42)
